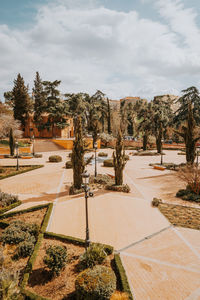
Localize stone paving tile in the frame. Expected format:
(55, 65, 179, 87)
(177, 227, 200, 254)
(121, 254, 200, 300)
(124, 227, 200, 273)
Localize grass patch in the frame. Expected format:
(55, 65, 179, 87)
(0, 165, 43, 180)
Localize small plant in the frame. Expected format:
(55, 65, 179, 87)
(103, 159, 114, 167)
(0, 168, 4, 174)
(177, 165, 200, 195)
(152, 198, 162, 207)
(43, 245, 67, 276)
(90, 174, 114, 186)
(15, 239, 35, 258)
(49, 155, 62, 162)
(78, 243, 107, 270)
(0, 191, 18, 208)
(75, 265, 116, 300)
(34, 153, 43, 158)
(105, 184, 130, 193)
(133, 151, 159, 156)
(124, 155, 129, 161)
(98, 152, 108, 157)
(65, 161, 72, 169)
(110, 291, 129, 300)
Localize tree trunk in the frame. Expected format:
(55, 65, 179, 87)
(143, 134, 148, 151)
(107, 98, 111, 134)
(9, 128, 15, 156)
(115, 168, 123, 185)
(156, 126, 163, 153)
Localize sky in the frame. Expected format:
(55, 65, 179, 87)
(0, 0, 200, 101)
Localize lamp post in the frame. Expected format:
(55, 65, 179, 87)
(15, 142, 19, 171)
(94, 142, 97, 177)
(32, 135, 35, 156)
(160, 139, 164, 165)
(81, 170, 93, 249)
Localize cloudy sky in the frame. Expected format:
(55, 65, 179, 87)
(1, 0, 200, 101)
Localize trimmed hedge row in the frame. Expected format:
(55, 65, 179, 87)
(0, 165, 43, 180)
(0, 200, 22, 215)
(22, 289, 50, 300)
(114, 254, 133, 300)
(44, 231, 114, 255)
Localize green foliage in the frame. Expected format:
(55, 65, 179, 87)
(49, 155, 62, 162)
(90, 174, 114, 186)
(152, 198, 162, 207)
(33, 72, 46, 125)
(12, 73, 32, 127)
(65, 160, 72, 169)
(0, 268, 23, 300)
(98, 152, 108, 157)
(103, 159, 114, 167)
(176, 189, 200, 202)
(75, 265, 116, 300)
(33, 153, 43, 158)
(79, 243, 107, 270)
(0, 191, 18, 208)
(113, 130, 126, 185)
(2, 220, 38, 246)
(43, 245, 67, 276)
(105, 184, 130, 193)
(15, 239, 35, 258)
(133, 151, 159, 156)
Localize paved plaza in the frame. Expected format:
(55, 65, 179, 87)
(0, 147, 200, 299)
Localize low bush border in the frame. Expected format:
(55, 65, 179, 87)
(0, 200, 22, 215)
(114, 254, 133, 300)
(0, 165, 43, 180)
(22, 288, 50, 300)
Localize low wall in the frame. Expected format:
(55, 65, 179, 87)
(53, 138, 101, 150)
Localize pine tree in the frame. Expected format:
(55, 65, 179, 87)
(12, 74, 32, 127)
(107, 98, 111, 134)
(33, 72, 46, 129)
(113, 129, 126, 185)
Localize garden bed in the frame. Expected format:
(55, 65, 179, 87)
(158, 203, 200, 230)
(0, 165, 43, 180)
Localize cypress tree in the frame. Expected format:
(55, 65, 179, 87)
(12, 74, 32, 127)
(113, 129, 126, 185)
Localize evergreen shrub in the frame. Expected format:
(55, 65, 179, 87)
(43, 245, 67, 276)
(49, 155, 62, 162)
(103, 159, 114, 167)
(79, 243, 107, 270)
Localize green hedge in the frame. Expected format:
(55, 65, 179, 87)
(114, 254, 133, 300)
(0, 165, 43, 180)
(44, 231, 114, 255)
(0, 221, 9, 229)
(40, 203, 53, 233)
(0, 200, 22, 215)
(22, 288, 50, 300)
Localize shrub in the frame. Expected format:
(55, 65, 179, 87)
(103, 159, 114, 167)
(124, 155, 129, 161)
(34, 153, 43, 158)
(0, 191, 18, 208)
(90, 174, 114, 186)
(98, 152, 108, 157)
(68, 152, 72, 158)
(177, 165, 200, 195)
(43, 245, 67, 276)
(105, 184, 130, 193)
(75, 265, 116, 300)
(15, 239, 35, 258)
(152, 198, 162, 207)
(65, 160, 72, 169)
(133, 151, 159, 156)
(1, 220, 38, 245)
(79, 243, 107, 270)
(0, 168, 4, 174)
(49, 155, 62, 162)
(176, 189, 200, 202)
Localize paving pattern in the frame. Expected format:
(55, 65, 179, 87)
(1, 145, 200, 299)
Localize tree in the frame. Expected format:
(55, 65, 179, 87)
(152, 96, 173, 153)
(9, 128, 15, 156)
(113, 129, 126, 185)
(174, 87, 200, 164)
(71, 116, 93, 190)
(107, 98, 112, 134)
(42, 80, 69, 137)
(33, 72, 46, 129)
(12, 74, 32, 127)
(0, 114, 22, 140)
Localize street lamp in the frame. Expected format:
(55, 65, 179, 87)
(81, 170, 93, 249)
(160, 139, 164, 165)
(32, 135, 35, 156)
(94, 142, 97, 177)
(15, 142, 19, 171)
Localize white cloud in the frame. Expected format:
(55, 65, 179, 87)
(0, 0, 200, 101)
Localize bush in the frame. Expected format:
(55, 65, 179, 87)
(34, 153, 43, 158)
(43, 245, 67, 276)
(176, 189, 200, 202)
(65, 160, 72, 169)
(124, 155, 129, 161)
(103, 159, 114, 167)
(98, 152, 108, 157)
(0, 191, 18, 208)
(1, 220, 38, 245)
(110, 291, 129, 300)
(15, 239, 35, 258)
(75, 265, 116, 300)
(177, 165, 200, 195)
(90, 174, 114, 186)
(49, 155, 62, 162)
(105, 184, 130, 193)
(133, 151, 159, 156)
(0, 168, 4, 174)
(79, 243, 107, 270)
(151, 198, 162, 207)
